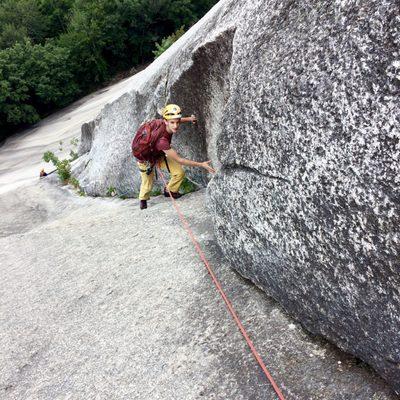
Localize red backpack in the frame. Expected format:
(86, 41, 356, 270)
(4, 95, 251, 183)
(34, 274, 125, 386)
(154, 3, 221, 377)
(131, 119, 166, 163)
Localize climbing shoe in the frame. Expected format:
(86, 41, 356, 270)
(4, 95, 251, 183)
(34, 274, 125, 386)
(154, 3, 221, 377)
(140, 200, 147, 210)
(164, 188, 182, 199)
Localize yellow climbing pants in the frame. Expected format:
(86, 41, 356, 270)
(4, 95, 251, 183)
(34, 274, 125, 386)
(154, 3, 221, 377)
(137, 156, 185, 200)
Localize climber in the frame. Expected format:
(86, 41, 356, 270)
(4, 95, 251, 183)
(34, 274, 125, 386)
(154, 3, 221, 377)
(132, 104, 215, 210)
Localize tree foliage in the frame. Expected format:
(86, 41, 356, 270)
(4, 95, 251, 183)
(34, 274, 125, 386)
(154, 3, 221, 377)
(0, 0, 48, 47)
(0, 40, 77, 128)
(153, 26, 186, 58)
(0, 0, 219, 141)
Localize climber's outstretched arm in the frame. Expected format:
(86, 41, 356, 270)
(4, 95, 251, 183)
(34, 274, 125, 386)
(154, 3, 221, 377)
(163, 148, 215, 174)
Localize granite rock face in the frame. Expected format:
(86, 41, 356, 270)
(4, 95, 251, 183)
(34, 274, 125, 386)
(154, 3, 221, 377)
(208, 0, 400, 393)
(73, 0, 400, 392)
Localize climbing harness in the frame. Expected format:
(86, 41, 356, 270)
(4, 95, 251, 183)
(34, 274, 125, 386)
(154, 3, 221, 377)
(138, 161, 154, 176)
(138, 157, 170, 181)
(157, 167, 286, 400)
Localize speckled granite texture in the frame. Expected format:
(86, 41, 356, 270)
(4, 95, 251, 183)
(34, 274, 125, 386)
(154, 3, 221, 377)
(0, 183, 398, 399)
(207, 0, 400, 393)
(72, 0, 399, 392)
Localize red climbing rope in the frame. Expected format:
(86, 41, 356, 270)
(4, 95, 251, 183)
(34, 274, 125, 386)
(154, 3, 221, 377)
(157, 168, 286, 400)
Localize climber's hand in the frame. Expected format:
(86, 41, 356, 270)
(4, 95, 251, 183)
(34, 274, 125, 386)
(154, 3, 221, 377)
(201, 160, 215, 174)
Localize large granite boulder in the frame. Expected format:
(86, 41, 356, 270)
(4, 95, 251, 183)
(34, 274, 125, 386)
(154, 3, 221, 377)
(207, 0, 400, 393)
(72, 0, 400, 393)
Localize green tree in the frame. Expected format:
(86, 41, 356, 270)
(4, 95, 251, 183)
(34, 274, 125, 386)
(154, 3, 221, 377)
(39, 0, 74, 38)
(123, 0, 195, 63)
(58, 0, 124, 87)
(0, 40, 77, 136)
(153, 25, 186, 58)
(0, 0, 219, 141)
(0, 24, 29, 49)
(0, 0, 49, 48)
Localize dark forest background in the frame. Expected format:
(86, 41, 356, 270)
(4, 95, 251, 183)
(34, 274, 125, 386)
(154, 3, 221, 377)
(0, 0, 218, 142)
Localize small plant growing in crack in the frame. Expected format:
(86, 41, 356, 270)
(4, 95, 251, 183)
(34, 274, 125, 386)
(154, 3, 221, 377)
(106, 186, 117, 197)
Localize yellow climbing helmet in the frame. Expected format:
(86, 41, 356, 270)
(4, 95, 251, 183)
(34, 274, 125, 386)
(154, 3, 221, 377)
(161, 104, 182, 120)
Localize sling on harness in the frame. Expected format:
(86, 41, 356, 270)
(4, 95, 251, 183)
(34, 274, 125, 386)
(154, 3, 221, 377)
(138, 155, 170, 179)
(138, 161, 154, 176)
